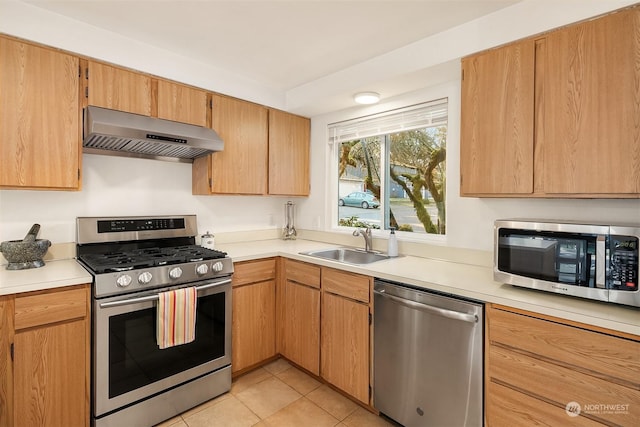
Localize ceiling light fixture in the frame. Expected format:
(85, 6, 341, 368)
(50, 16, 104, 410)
(354, 92, 380, 105)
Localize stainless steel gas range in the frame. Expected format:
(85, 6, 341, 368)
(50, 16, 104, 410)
(76, 215, 233, 427)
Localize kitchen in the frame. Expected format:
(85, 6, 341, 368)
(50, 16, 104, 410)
(1, 1, 640, 426)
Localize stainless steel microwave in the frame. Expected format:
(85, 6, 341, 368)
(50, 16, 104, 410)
(494, 220, 639, 307)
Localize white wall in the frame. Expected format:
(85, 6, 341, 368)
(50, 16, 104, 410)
(0, 155, 295, 243)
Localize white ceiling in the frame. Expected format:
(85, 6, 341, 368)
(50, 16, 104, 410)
(19, 0, 520, 115)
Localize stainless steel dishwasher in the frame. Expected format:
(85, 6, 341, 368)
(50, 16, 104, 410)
(373, 279, 484, 427)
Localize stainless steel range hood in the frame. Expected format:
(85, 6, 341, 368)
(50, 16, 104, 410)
(83, 106, 223, 163)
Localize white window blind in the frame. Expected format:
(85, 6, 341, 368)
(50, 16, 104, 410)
(329, 98, 447, 144)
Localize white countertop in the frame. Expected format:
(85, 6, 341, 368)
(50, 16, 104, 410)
(1, 237, 637, 336)
(0, 258, 91, 296)
(217, 238, 640, 337)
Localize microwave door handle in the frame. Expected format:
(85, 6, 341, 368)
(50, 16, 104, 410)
(99, 278, 232, 308)
(596, 235, 606, 288)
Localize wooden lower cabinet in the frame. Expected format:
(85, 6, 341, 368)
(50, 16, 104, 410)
(321, 290, 370, 403)
(280, 259, 321, 375)
(231, 259, 277, 374)
(486, 304, 640, 427)
(0, 284, 90, 427)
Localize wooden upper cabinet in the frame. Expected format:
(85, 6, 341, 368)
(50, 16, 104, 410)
(460, 39, 535, 195)
(460, 5, 640, 197)
(540, 7, 640, 195)
(157, 80, 207, 126)
(193, 94, 268, 195)
(0, 37, 81, 190)
(268, 109, 311, 196)
(87, 61, 152, 116)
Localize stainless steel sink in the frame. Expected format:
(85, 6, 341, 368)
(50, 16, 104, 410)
(300, 247, 391, 265)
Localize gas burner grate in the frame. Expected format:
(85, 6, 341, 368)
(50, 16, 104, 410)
(79, 245, 228, 274)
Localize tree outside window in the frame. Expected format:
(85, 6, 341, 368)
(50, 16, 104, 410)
(334, 100, 447, 235)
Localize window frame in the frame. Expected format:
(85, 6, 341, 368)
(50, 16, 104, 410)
(329, 98, 449, 243)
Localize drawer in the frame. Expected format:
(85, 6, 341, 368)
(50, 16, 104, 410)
(232, 258, 276, 287)
(489, 307, 640, 387)
(14, 285, 88, 330)
(322, 268, 370, 303)
(285, 259, 321, 289)
(486, 381, 602, 427)
(489, 345, 640, 426)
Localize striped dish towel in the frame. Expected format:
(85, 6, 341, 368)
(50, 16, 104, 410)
(157, 287, 198, 349)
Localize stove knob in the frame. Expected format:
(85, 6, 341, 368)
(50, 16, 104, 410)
(138, 271, 153, 285)
(212, 261, 224, 273)
(169, 267, 183, 280)
(116, 274, 132, 288)
(196, 263, 209, 275)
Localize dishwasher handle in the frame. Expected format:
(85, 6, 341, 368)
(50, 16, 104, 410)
(374, 289, 478, 323)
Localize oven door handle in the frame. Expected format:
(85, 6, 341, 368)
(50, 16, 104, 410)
(99, 278, 232, 308)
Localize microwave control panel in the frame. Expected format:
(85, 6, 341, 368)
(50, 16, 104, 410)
(610, 235, 638, 291)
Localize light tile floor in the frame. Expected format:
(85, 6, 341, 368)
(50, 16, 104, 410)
(155, 358, 396, 427)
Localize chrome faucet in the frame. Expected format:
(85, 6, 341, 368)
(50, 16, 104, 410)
(353, 226, 373, 252)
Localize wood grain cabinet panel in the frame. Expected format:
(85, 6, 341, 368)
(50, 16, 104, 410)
(460, 5, 640, 197)
(486, 304, 640, 427)
(460, 39, 535, 195)
(540, 7, 640, 194)
(14, 319, 87, 427)
(232, 258, 276, 287)
(0, 284, 90, 427)
(321, 291, 370, 404)
(232, 279, 276, 373)
(268, 109, 310, 196)
(157, 80, 207, 127)
(281, 259, 321, 375)
(192, 94, 268, 195)
(87, 61, 152, 116)
(0, 36, 81, 190)
(487, 381, 602, 427)
(284, 259, 320, 289)
(322, 268, 370, 303)
(231, 259, 277, 374)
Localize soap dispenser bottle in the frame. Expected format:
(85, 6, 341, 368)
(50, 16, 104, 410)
(388, 227, 398, 257)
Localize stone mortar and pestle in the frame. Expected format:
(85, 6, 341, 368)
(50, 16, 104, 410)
(0, 224, 51, 270)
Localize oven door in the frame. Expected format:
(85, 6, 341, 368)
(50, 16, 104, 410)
(93, 277, 231, 418)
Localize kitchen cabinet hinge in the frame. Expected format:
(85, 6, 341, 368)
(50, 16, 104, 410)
(78, 169, 81, 180)
(78, 65, 81, 78)
(461, 68, 464, 81)
(209, 99, 213, 109)
(85, 87, 88, 98)
(85, 68, 89, 79)
(10, 343, 13, 361)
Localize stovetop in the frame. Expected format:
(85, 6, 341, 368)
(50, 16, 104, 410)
(76, 215, 234, 298)
(79, 245, 228, 274)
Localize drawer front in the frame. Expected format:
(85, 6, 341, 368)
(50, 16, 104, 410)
(232, 258, 276, 287)
(285, 259, 321, 289)
(489, 308, 640, 387)
(322, 268, 370, 303)
(14, 285, 88, 330)
(490, 345, 640, 426)
(487, 381, 602, 427)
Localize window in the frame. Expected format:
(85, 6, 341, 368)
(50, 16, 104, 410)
(331, 99, 447, 235)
